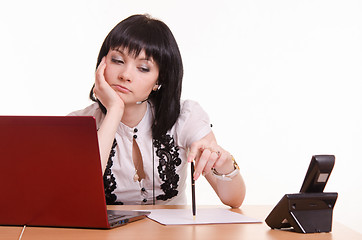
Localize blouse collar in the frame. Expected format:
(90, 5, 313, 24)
(116, 102, 153, 139)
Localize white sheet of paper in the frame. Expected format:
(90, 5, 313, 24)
(146, 208, 262, 225)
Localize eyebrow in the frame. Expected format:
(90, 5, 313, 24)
(113, 48, 153, 62)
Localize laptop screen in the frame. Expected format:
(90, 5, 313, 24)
(0, 116, 111, 228)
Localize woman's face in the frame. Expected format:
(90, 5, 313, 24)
(103, 47, 159, 105)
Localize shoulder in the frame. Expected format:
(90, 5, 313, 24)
(67, 103, 102, 116)
(67, 103, 105, 128)
(179, 99, 206, 115)
(172, 99, 211, 147)
(178, 99, 210, 124)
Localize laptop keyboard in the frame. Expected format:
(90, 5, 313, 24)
(108, 213, 126, 220)
(107, 211, 131, 227)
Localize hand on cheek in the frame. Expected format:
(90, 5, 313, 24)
(94, 57, 125, 112)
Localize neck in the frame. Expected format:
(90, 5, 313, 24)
(121, 102, 148, 128)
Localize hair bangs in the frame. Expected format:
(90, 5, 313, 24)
(107, 21, 165, 66)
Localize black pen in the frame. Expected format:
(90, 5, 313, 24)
(191, 161, 196, 219)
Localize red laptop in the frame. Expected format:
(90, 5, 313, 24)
(0, 116, 149, 229)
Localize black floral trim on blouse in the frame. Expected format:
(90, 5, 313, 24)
(153, 134, 182, 201)
(103, 139, 123, 205)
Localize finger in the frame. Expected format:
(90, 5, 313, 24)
(213, 151, 229, 169)
(96, 56, 106, 72)
(94, 58, 111, 100)
(187, 141, 205, 163)
(203, 151, 219, 175)
(95, 57, 107, 83)
(99, 56, 106, 67)
(194, 148, 211, 180)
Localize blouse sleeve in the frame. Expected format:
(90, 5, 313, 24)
(67, 103, 105, 129)
(174, 100, 212, 149)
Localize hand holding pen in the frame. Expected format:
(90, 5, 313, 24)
(187, 132, 233, 181)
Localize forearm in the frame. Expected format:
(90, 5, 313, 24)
(205, 157, 246, 208)
(97, 109, 123, 173)
(207, 173, 246, 208)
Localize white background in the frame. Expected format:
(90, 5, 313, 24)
(1, 0, 361, 234)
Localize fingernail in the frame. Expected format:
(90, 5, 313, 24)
(194, 172, 200, 180)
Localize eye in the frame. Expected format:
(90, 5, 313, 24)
(138, 65, 150, 73)
(111, 57, 124, 64)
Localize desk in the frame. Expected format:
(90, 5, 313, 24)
(1, 205, 361, 240)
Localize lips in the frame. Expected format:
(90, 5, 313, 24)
(112, 84, 131, 93)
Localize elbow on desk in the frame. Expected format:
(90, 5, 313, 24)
(221, 186, 246, 209)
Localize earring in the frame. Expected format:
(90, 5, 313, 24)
(153, 84, 161, 91)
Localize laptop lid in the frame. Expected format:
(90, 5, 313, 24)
(0, 116, 148, 229)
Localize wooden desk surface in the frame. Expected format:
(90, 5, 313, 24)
(1, 205, 361, 240)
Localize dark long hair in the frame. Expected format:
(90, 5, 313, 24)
(89, 14, 183, 140)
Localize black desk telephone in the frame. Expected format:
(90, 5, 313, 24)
(265, 155, 338, 233)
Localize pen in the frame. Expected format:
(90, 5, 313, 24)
(191, 161, 196, 219)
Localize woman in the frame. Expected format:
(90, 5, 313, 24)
(69, 14, 246, 208)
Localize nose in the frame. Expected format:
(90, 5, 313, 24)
(118, 64, 132, 82)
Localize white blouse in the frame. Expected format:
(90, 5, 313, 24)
(68, 100, 211, 205)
